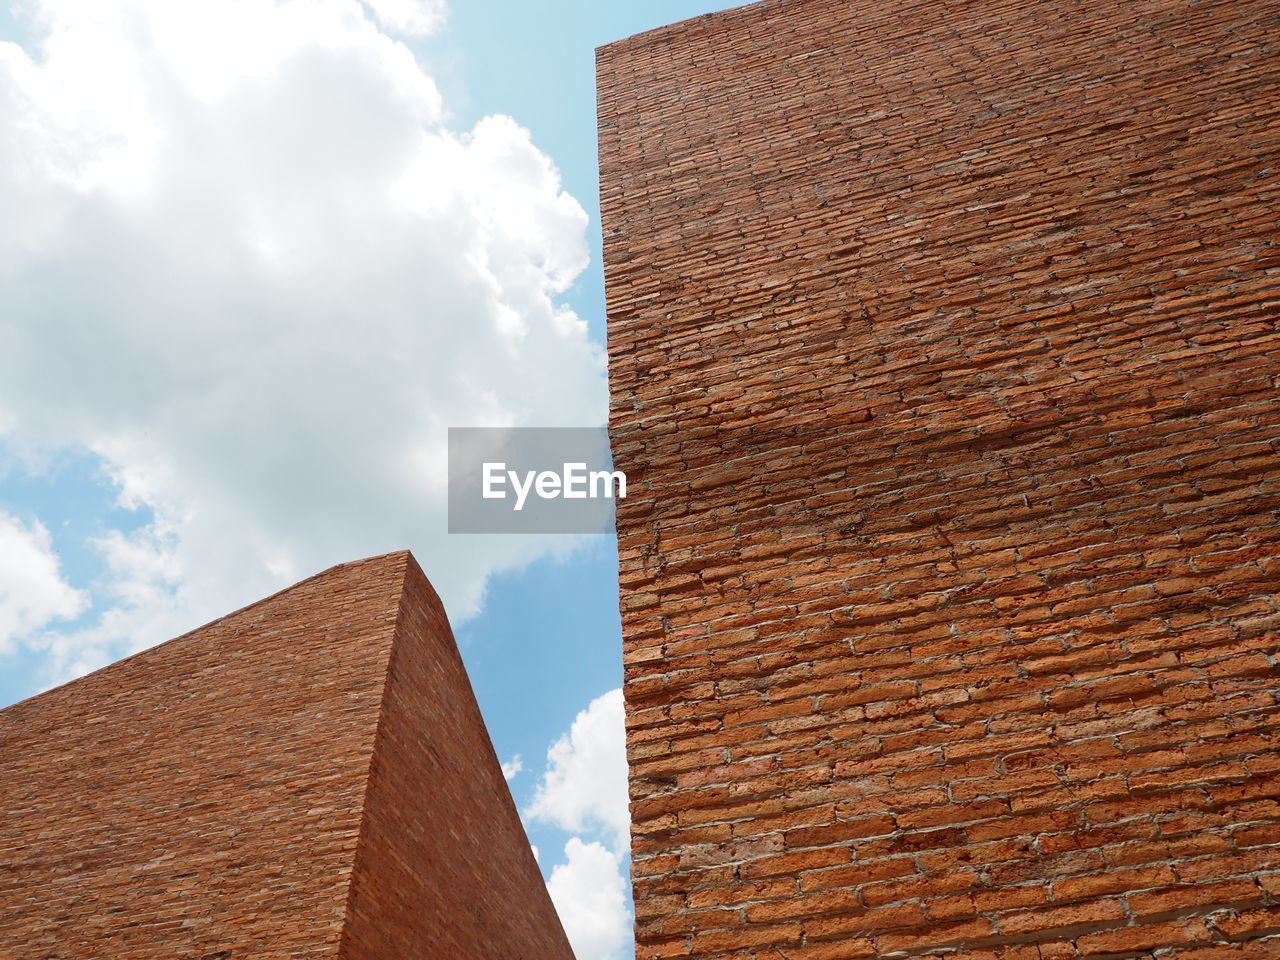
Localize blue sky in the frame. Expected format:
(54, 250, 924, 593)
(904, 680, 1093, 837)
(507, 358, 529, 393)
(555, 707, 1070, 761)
(0, 2, 738, 958)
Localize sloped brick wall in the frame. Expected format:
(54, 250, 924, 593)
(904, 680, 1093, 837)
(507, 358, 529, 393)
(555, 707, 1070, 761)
(0, 555, 403, 958)
(597, 0, 1280, 957)
(0, 552, 573, 959)
(339, 557, 576, 960)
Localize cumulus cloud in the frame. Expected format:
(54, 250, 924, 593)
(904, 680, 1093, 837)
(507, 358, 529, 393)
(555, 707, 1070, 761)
(0, 513, 86, 654)
(547, 838, 632, 960)
(0, 0, 606, 682)
(501, 754, 523, 781)
(530, 689, 633, 960)
(528, 688, 630, 854)
(361, 0, 446, 36)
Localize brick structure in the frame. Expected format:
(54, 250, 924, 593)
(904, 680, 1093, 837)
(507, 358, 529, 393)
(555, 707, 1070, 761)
(598, 0, 1280, 957)
(0, 551, 573, 960)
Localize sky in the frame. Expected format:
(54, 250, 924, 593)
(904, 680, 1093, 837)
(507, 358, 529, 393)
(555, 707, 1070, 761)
(0, 1, 742, 958)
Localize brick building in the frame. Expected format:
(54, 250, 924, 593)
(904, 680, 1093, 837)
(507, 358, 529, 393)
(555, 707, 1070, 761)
(0, 551, 573, 959)
(598, 0, 1280, 958)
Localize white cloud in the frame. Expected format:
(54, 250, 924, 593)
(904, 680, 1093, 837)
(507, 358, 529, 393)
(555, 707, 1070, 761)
(0, 513, 86, 654)
(0, 0, 606, 682)
(501, 754, 523, 781)
(546, 838, 632, 960)
(530, 689, 634, 960)
(29, 521, 190, 685)
(527, 688, 630, 854)
(361, 0, 446, 36)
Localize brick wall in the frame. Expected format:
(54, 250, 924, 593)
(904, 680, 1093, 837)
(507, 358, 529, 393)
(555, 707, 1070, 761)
(0, 551, 573, 959)
(597, 1, 1280, 957)
(340, 556, 577, 960)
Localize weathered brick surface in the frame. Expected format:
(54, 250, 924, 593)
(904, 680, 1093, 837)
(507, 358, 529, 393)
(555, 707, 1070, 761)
(339, 557, 576, 958)
(0, 551, 572, 959)
(597, 0, 1280, 957)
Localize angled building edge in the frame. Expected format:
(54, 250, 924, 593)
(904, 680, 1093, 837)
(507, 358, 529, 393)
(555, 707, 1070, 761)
(0, 550, 574, 960)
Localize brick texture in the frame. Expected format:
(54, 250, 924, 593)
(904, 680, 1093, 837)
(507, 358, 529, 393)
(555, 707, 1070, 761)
(597, 1, 1280, 957)
(0, 551, 572, 960)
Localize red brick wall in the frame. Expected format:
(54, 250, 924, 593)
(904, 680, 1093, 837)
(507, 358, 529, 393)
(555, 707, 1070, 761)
(0, 551, 572, 959)
(597, 1, 1280, 957)
(339, 557, 577, 960)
